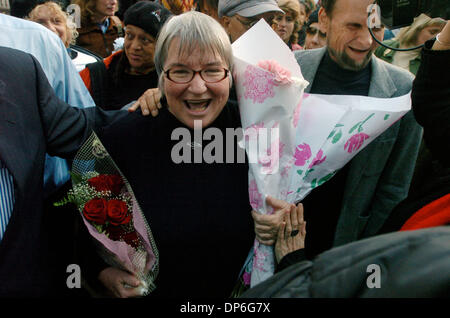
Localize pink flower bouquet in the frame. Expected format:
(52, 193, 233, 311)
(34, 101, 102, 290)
(231, 20, 412, 290)
(232, 20, 309, 288)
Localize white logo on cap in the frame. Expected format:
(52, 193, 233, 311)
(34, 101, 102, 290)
(152, 9, 161, 22)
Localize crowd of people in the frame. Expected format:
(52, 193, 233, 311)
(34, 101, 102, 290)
(0, 0, 449, 299)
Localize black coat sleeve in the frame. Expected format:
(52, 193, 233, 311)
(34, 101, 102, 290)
(30, 52, 127, 158)
(30, 52, 130, 290)
(275, 249, 307, 273)
(412, 40, 450, 168)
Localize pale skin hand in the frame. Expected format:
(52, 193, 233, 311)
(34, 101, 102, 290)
(433, 21, 450, 51)
(252, 196, 297, 246)
(275, 203, 306, 264)
(98, 267, 143, 298)
(128, 87, 162, 116)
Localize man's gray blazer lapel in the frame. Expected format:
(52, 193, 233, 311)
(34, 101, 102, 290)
(368, 57, 398, 98)
(295, 47, 327, 93)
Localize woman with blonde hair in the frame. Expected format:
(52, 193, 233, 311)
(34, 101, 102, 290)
(375, 14, 446, 76)
(28, 1, 77, 47)
(74, 0, 123, 57)
(28, 1, 100, 71)
(273, 0, 303, 50)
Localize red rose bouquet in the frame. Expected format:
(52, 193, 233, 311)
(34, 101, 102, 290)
(75, 174, 139, 249)
(57, 133, 158, 295)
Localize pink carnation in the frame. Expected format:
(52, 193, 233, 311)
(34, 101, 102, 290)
(257, 60, 292, 85)
(243, 65, 276, 103)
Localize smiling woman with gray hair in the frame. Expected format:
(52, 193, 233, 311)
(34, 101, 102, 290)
(153, 9, 234, 101)
(91, 10, 296, 298)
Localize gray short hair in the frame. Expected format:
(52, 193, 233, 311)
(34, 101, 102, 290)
(154, 11, 233, 94)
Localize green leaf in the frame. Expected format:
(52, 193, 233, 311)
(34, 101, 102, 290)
(297, 170, 303, 175)
(70, 171, 83, 185)
(384, 114, 390, 120)
(318, 172, 336, 186)
(362, 113, 375, 125)
(359, 113, 375, 131)
(53, 193, 76, 207)
(349, 121, 361, 134)
(329, 124, 344, 139)
(332, 129, 342, 144)
(311, 179, 317, 188)
(327, 130, 336, 139)
(304, 168, 314, 179)
(92, 223, 104, 234)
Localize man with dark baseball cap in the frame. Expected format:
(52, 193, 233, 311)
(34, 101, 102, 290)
(218, 0, 284, 42)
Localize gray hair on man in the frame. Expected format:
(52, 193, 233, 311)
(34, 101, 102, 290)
(154, 10, 233, 94)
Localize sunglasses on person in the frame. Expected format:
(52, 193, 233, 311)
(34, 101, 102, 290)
(235, 15, 275, 30)
(306, 26, 326, 38)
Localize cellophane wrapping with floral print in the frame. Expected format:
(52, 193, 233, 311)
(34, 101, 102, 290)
(70, 132, 159, 295)
(231, 20, 412, 289)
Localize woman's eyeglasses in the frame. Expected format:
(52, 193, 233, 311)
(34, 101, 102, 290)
(306, 26, 327, 38)
(165, 67, 229, 84)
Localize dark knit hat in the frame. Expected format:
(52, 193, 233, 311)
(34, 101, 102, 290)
(123, 1, 173, 39)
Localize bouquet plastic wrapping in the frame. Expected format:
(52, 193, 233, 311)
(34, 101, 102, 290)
(231, 20, 412, 289)
(61, 132, 159, 295)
